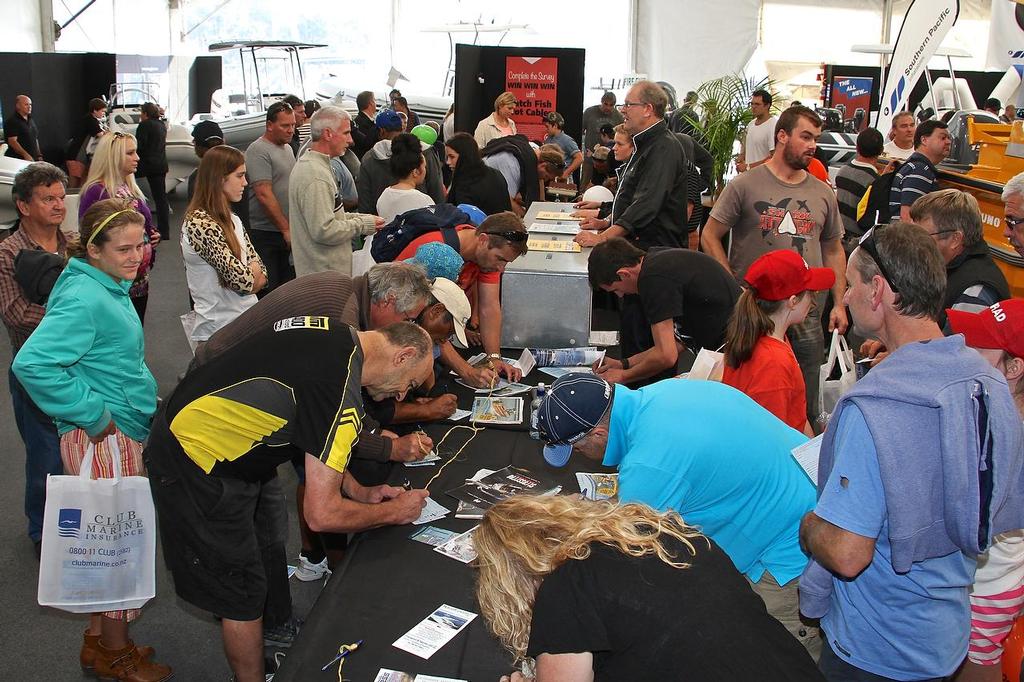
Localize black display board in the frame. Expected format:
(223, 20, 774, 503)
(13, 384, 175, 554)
(188, 56, 222, 118)
(453, 44, 585, 145)
(0, 52, 116, 163)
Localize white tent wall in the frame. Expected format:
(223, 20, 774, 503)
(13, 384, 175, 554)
(3, 0, 45, 52)
(53, 0, 177, 56)
(634, 0, 761, 95)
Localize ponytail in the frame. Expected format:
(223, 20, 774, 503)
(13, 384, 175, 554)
(723, 288, 783, 369)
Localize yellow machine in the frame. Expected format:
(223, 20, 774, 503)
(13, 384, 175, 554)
(938, 117, 1024, 297)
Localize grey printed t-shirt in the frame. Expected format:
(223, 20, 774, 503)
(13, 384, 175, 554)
(245, 136, 296, 232)
(709, 164, 844, 277)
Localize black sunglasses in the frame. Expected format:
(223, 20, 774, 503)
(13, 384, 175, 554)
(482, 230, 529, 243)
(1005, 216, 1024, 229)
(858, 225, 899, 293)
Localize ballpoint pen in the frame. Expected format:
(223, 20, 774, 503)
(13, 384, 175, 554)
(321, 639, 363, 671)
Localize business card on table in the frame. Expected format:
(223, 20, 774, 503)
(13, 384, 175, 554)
(411, 497, 450, 525)
(409, 525, 458, 547)
(392, 604, 478, 659)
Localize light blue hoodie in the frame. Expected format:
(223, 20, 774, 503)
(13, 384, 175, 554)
(13, 257, 157, 442)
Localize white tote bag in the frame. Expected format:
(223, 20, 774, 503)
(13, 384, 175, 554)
(38, 436, 157, 613)
(817, 329, 857, 425)
(685, 347, 725, 381)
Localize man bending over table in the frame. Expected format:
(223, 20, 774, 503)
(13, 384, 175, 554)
(534, 373, 820, 658)
(145, 321, 433, 682)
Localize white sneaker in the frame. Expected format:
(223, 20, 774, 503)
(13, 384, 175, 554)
(293, 554, 330, 582)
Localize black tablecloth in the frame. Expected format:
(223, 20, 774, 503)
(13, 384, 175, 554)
(275, 379, 612, 681)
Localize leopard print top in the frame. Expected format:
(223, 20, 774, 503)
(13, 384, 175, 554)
(182, 209, 266, 293)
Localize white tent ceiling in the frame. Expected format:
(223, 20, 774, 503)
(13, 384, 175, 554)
(0, 0, 1006, 108)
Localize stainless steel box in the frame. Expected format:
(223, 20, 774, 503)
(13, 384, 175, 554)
(500, 202, 592, 348)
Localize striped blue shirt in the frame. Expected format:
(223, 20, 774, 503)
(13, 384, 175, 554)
(888, 151, 937, 219)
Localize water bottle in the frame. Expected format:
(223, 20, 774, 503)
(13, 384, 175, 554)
(529, 383, 546, 440)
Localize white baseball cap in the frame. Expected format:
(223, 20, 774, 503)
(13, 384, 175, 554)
(430, 278, 470, 347)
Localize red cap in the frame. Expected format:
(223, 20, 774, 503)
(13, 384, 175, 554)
(947, 299, 1024, 358)
(744, 249, 836, 301)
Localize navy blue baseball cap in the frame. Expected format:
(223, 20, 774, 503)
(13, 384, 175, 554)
(535, 373, 613, 467)
(375, 108, 404, 130)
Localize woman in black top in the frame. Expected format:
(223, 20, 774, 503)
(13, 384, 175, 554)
(445, 132, 512, 217)
(134, 102, 170, 240)
(475, 495, 824, 682)
(66, 97, 107, 187)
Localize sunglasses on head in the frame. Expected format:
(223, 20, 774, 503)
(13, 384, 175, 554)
(482, 229, 529, 243)
(858, 225, 899, 293)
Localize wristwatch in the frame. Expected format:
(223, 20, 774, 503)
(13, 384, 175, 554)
(621, 357, 631, 370)
(487, 353, 501, 360)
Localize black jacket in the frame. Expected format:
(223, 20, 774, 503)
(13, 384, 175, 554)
(480, 135, 541, 207)
(135, 118, 168, 175)
(611, 120, 688, 250)
(447, 164, 512, 216)
(940, 240, 1011, 329)
(351, 111, 379, 160)
(674, 133, 713, 193)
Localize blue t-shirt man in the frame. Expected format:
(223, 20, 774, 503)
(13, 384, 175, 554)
(816, 404, 975, 680)
(543, 131, 581, 167)
(604, 380, 815, 586)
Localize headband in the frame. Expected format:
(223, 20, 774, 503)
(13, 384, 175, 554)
(86, 209, 131, 247)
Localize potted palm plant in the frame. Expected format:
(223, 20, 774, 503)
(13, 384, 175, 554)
(687, 74, 774, 196)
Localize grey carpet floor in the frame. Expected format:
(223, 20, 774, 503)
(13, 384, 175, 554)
(1, 191, 322, 681)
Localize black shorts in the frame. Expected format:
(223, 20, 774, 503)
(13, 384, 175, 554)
(144, 414, 287, 621)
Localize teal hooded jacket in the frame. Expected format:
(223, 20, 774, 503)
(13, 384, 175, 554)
(13, 257, 157, 442)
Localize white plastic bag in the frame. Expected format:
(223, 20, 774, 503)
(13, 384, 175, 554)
(352, 234, 375, 278)
(686, 347, 725, 382)
(817, 329, 856, 425)
(180, 310, 199, 354)
(38, 436, 157, 613)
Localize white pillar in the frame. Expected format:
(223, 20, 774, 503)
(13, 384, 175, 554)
(39, 0, 55, 52)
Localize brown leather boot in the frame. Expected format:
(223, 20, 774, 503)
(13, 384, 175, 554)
(80, 631, 155, 672)
(93, 640, 172, 682)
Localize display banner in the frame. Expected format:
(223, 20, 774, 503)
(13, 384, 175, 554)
(832, 76, 873, 131)
(505, 56, 558, 141)
(875, 0, 960, 138)
(986, 0, 1024, 71)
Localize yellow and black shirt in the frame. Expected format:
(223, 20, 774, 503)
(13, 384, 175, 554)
(166, 317, 363, 481)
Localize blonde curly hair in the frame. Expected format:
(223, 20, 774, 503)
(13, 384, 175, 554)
(474, 495, 706, 663)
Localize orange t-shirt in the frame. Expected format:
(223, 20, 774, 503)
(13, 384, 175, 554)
(722, 335, 807, 431)
(808, 157, 829, 183)
(395, 226, 501, 290)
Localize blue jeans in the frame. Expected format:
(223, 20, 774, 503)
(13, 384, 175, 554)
(8, 366, 62, 542)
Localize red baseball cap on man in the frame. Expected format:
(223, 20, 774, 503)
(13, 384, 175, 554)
(744, 249, 835, 301)
(947, 299, 1024, 358)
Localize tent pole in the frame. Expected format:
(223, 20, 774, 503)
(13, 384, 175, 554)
(880, 0, 893, 73)
(628, 0, 639, 73)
